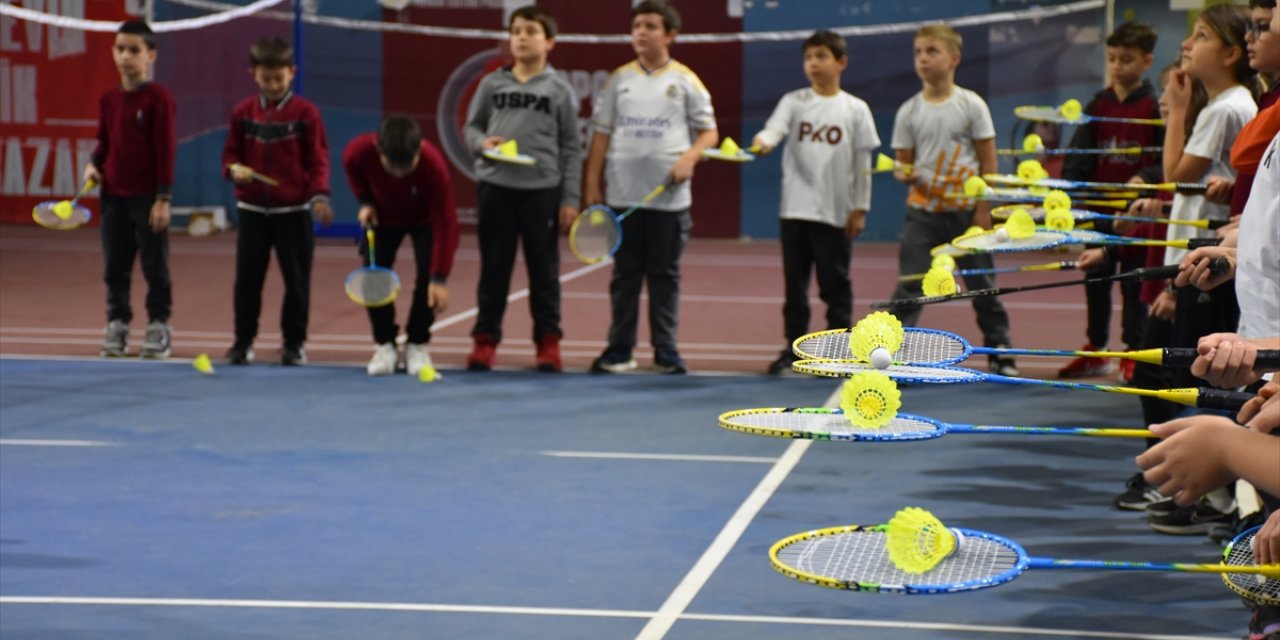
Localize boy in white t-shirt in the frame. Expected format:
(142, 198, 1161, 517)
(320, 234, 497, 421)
(752, 30, 880, 374)
(888, 23, 1016, 376)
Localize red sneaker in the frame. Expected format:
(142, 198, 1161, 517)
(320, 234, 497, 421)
(1117, 357, 1136, 384)
(535, 333, 562, 373)
(467, 334, 497, 371)
(1057, 344, 1113, 379)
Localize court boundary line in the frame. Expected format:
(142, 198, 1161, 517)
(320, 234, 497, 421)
(540, 451, 775, 464)
(0, 439, 117, 447)
(0, 597, 1231, 640)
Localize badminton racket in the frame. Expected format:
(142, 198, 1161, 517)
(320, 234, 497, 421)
(344, 228, 401, 307)
(948, 191, 1133, 209)
(1015, 99, 1164, 126)
(719, 408, 1151, 442)
(32, 179, 95, 230)
(770, 520, 1277, 600)
(227, 163, 280, 186)
(898, 260, 1077, 282)
(569, 179, 672, 264)
(996, 134, 1161, 156)
(991, 204, 1215, 230)
(949, 229, 1219, 254)
(791, 326, 1279, 369)
(984, 173, 1206, 195)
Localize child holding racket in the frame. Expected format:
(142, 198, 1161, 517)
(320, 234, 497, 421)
(221, 37, 333, 366)
(583, 1, 718, 374)
(463, 5, 582, 373)
(86, 21, 176, 359)
(343, 116, 459, 377)
(750, 30, 880, 375)
(886, 24, 1017, 376)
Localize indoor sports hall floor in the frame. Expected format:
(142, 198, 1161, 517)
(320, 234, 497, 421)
(0, 225, 1249, 639)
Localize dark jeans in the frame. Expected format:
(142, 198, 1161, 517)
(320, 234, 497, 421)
(472, 182, 562, 342)
(606, 208, 691, 350)
(101, 194, 171, 324)
(361, 224, 436, 345)
(233, 208, 313, 348)
(889, 208, 1011, 347)
(780, 219, 852, 344)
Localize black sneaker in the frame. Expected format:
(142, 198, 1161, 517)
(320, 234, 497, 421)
(281, 344, 307, 366)
(1147, 497, 1235, 535)
(590, 346, 636, 373)
(225, 342, 253, 365)
(1113, 473, 1164, 511)
(988, 348, 1019, 377)
(1249, 603, 1280, 640)
(1144, 497, 1177, 518)
(653, 347, 687, 374)
(767, 350, 797, 375)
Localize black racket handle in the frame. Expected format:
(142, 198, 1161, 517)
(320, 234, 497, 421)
(1196, 388, 1257, 411)
(1206, 218, 1231, 230)
(1187, 237, 1223, 250)
(1175, 182, 1209, 194)
(1162, 348, 1280, 368)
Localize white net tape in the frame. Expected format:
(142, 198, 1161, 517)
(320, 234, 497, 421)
(0, 0, 286, 32)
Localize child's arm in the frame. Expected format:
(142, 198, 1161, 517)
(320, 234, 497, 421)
(583, 132, 609, 207)
(220, 103, 251, 183)
(86, 94, 108, 185)
(463, 78, 501, 152)
(556, 85, 584, 228)
(149, 89, 177, 232)
(421, 142, 459, 311)
(847, 104, 880, 239)
(752, 94, 794, 155)
(302, 104, 333, 225)
(1161, 70, 1212, 183)
(1138, 415, 1280, 500)
(671, 75, 718, 183)
(341, 139, 377, 227)
(671, 128, 718, 183)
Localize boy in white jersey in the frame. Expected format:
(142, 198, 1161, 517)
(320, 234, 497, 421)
(752, 30, 880, 375)
(584, 0, 718, 374)
(888, 23, 1017, 376)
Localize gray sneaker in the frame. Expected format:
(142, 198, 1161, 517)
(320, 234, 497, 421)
(139, 321, 172, 359)
(100, 320, 129, 357)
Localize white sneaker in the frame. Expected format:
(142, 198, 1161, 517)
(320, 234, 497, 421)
(405, 343, 433, 377)
(367, 343, 398, 376)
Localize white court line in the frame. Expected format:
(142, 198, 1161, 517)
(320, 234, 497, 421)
(429, 260, 613, 332)
(0, 439, 117, 447)
(633, 384, 839, 639)
(541, 451, 775, 464)
(0, 597, 1230, 640)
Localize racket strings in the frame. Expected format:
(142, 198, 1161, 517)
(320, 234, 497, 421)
(571, 208, 621, 261)
(780, 530, 1021, 590)
(724, 410, 942, 440)
(33, 201, 91, 229)
(347, 269, 399, 307)
(952, 230, 1066, 252)
(1223, 534, 1280, 603)
(796, 331, 969, 364)
(794, 360, 984, 383)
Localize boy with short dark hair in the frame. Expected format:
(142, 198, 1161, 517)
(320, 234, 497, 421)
(86, 20, 177, 359)
(344, 115, 459, 377)
(752, 30, 880, 374)
(221, 37, 332, 366)
(463, 4, 582, 372)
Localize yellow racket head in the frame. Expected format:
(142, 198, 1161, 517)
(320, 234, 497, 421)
(922, 267, 958, 297)
(1042, 189, 1072, 215)
(719, 136, 741, 156)
(192, 353, 215, 375)
(838, 371, 901, 428)
(498, 139, 519, 157)
(1043, 207, 1076, 231)
(963, 176, 990, 197)
(1022, 133, 1045, 153)
(930, 253, 956, 272)
(875, 153, 897, 172)
(1003, 208, 1037, 239)
(849, 312, 904, 360)
(886, 507, 959, 574)
(1058, 98, 1084, 122)
(1016, 159, 1048, 183)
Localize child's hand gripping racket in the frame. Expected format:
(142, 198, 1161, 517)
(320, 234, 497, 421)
(345, 228, 401, 308)
(32, 179, 95, 230)
(569, 178, 673, 264)
(227, 163, 280, 186)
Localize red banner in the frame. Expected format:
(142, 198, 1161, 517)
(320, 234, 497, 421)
(0, 1, 134, 223)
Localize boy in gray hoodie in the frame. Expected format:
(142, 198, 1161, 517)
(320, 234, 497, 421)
(464, 4, 583, 372)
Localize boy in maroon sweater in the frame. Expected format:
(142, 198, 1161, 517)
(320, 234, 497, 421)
(86, 21, 176, 360)
(1058, 21, 1164, 382)
(221, 37, 332, 366)
(342, 116, 459, 376)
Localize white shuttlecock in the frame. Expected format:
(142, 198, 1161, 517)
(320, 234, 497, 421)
(994, 227, 1010, 242)
(869, 347, 893, 370)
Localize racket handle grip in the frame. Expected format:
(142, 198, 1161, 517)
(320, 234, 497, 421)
(1160, 348, 1198, 367)
(1176, 183, 1208, 193)
(1256, 350, 1280, 370)
(1128, 264, 1180, 281)
(1187, 238, 1222, 250)
(1207, 257, 1230, 275)
(1196, 388, 1256, 411)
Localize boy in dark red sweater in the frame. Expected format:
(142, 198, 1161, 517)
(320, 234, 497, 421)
(221, 37, 332, 366)
(342, 116, 459, 377)
(86, 21, 176, 359)
(1059, 21, 1163, 381)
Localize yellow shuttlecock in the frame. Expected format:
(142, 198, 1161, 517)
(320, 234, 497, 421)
(875, 152, 897, 172)
(963, 175, 990, 197)
(418, 364, 440, 383)
(960, 225, 985, 238)
(589, 209, 607, 226)
(1059, 98, 1084, 122)
(886, 507, 961, 574)
(1044, 207, 1075, 231)
(930, 252, 956, 272)
(849, 311, 904, 361)
(1016, 159, 1049, 183)
(1042, 189, 1072, 215)
(839, 371, 901, 428)
(922, 267, 958, 297)
(1002, 208, 1037, 239)
(719, 136, 741, 156)
(52, 200, 74, 220)
(497, 139, 519, 157)
(1022, 133, 1045, 153)
(192, 353, 215, 375)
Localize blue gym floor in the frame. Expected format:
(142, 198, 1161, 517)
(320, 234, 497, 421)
(0, 357, 1247, 639)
